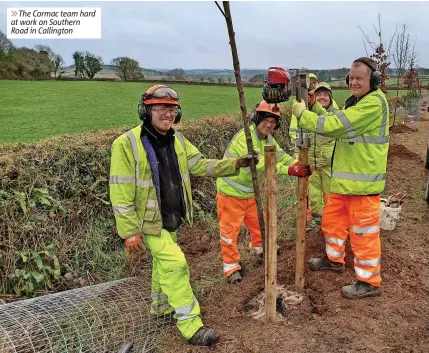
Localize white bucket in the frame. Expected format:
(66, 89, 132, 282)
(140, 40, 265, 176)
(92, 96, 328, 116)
(380, 198, 402, 230)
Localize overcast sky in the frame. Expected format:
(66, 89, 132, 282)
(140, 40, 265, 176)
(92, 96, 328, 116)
(1, 1, 428, 70)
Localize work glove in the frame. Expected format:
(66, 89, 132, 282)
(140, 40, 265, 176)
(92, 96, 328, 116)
(292, 99, 307, 120)
(236, 153, 259, 168)
(288, 162, 313, 177)
(125, 234, 145, 251)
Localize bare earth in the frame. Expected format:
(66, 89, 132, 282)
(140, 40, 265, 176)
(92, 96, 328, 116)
(161, 119, 429, 353)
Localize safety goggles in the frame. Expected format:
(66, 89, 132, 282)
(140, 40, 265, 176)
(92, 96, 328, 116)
(149, 86, 179, 101)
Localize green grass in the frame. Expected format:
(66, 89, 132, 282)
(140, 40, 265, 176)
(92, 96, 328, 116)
(1, 80, 268, 144)
(329, 76, 429, 87)
(0, 80, 421, 144)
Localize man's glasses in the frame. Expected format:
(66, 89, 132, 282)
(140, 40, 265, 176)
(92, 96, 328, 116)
(152, 107, 177, 115)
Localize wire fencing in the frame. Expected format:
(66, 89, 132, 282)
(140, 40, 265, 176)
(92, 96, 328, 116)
(0, 277, 172, 353)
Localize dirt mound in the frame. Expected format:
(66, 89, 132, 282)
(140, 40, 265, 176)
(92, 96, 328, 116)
(388, 144, 422, 160)
(161, 121, 429, 353)
(390, 124, 417, 133)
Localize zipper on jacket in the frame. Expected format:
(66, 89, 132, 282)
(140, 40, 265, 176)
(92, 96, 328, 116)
(330, 140, 337, 177)
(313, 133, 317, 169)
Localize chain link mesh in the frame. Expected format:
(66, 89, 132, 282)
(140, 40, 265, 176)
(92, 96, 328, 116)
(404, 97, 421, 130)
(0, 277, 170, 353)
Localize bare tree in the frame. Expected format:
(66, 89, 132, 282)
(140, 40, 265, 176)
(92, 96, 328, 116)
(391, 24, 411, 126)
(358, 14, 396, 57)
(357, 14, 396, 92)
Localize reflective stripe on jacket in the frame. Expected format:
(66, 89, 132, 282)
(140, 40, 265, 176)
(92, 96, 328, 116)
(289, 99, 339, 142)
(298, 89, 389, 195)
(109, 125, 240, 238)
(216, 123, 294, 199)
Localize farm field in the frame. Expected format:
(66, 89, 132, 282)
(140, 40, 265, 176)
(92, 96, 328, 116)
(0, 80, 412, 144)
(329, 75, 429, 88)
(0, 80, 264, 144)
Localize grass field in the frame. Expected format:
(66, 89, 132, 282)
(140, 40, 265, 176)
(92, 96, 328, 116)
(0, 80, 413, 144)
(329, 75, 429, 88)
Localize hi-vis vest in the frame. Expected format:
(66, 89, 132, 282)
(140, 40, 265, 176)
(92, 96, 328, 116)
(109, 125, 239, 238)
(216, 123, 294, 199)
(298, 89, 389, 195)
(292, 104, 338, 168)
(289, 99, 339, 141)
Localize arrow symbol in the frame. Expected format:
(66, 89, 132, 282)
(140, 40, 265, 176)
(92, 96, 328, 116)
(11, 11, 17, 16)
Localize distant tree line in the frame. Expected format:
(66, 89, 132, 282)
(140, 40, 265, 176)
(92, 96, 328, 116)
(0, 31, 65, 80)
(1, 29, 429, 84)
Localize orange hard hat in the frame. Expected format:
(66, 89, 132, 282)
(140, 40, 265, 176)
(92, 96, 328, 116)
(141, 85, 179, 106)
(138, 84, 182, 123)
(255, 100, 281, 118)
(251, 100, 281, 130)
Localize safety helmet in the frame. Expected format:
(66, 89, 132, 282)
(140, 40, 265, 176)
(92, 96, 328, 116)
(314, 82, 332, 94)
(309, 73, 318, 81)
(314, 82, 333, 106)
(138, 85, 182, 123)
(250, 100, 281, 130)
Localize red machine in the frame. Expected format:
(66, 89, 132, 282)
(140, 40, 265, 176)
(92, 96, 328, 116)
(262, 67, 293, 104)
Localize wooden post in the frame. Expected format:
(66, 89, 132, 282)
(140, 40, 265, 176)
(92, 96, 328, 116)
(264, 145, 277, 322)
(294, 71, 310, 292)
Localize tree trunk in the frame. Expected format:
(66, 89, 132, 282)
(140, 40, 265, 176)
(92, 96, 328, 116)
(221, 1, 265, 240)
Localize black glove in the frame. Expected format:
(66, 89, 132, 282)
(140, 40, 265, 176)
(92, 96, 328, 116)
(236, 153, 259, 168)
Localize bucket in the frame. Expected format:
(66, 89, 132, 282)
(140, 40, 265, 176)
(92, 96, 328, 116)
(380, 198, 402, 230)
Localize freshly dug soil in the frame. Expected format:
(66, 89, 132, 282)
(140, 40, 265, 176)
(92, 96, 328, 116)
(390, 124, 417, 133)
(160, 121, 429, 353)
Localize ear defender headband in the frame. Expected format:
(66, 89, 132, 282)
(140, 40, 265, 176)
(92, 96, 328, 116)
(345, 59, 382, 90)
(250, 103, 281, 130)
(137, 86, 182, 124)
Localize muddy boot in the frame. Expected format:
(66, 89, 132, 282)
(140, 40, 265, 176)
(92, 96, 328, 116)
(312, 214, 322, 225)
(308, 255, 344, 272)
(227, 270, 242, 284)
(255, 253, 264, 266)
(188, 327, 219, 347)
(156, 311, 176, 326)
(342, 281, 381, 299)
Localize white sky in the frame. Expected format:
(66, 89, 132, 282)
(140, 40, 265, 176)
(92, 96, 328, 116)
(1, 1, 428, 70)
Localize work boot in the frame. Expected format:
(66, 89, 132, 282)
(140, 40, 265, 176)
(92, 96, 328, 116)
(227, 270, 242, 284)
(255, 253, 264, 265)
(308, 255, 344, 272)
(342, 281, 381, 299)
(157, 311, 176, 325)
(312, 214, 322, 225)
(188, 327, 219, 347)
(306, 218, 319, 231)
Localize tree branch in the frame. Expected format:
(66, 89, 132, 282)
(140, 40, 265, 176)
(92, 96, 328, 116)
(214, 1, 226, 18)
(357, 25, 376, 50)
(219, 1, 266, 241)
(362, 37, 369, 56)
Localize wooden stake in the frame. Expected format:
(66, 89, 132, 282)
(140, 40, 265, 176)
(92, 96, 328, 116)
(295, 148, 309, 291)
(216, 1, 265, 243)
(264, 145, 277, 322)
(294, 71, 310, 292)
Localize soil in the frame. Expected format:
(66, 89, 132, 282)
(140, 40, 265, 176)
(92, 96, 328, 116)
(390, 124, 417, 134)
(160, 121, 429, 353)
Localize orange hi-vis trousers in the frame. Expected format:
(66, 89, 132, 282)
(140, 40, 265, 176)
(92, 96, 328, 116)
(322, 193, 382, 287)
(216, 193, 263, 277)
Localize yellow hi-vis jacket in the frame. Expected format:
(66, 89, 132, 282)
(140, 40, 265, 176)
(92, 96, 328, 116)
(298, 89, 389, 195)
(290, 103, 339, 169)
(109, 125, 240, 238)
(216, 123, 295, 199)
(289, 99, 339, 141)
